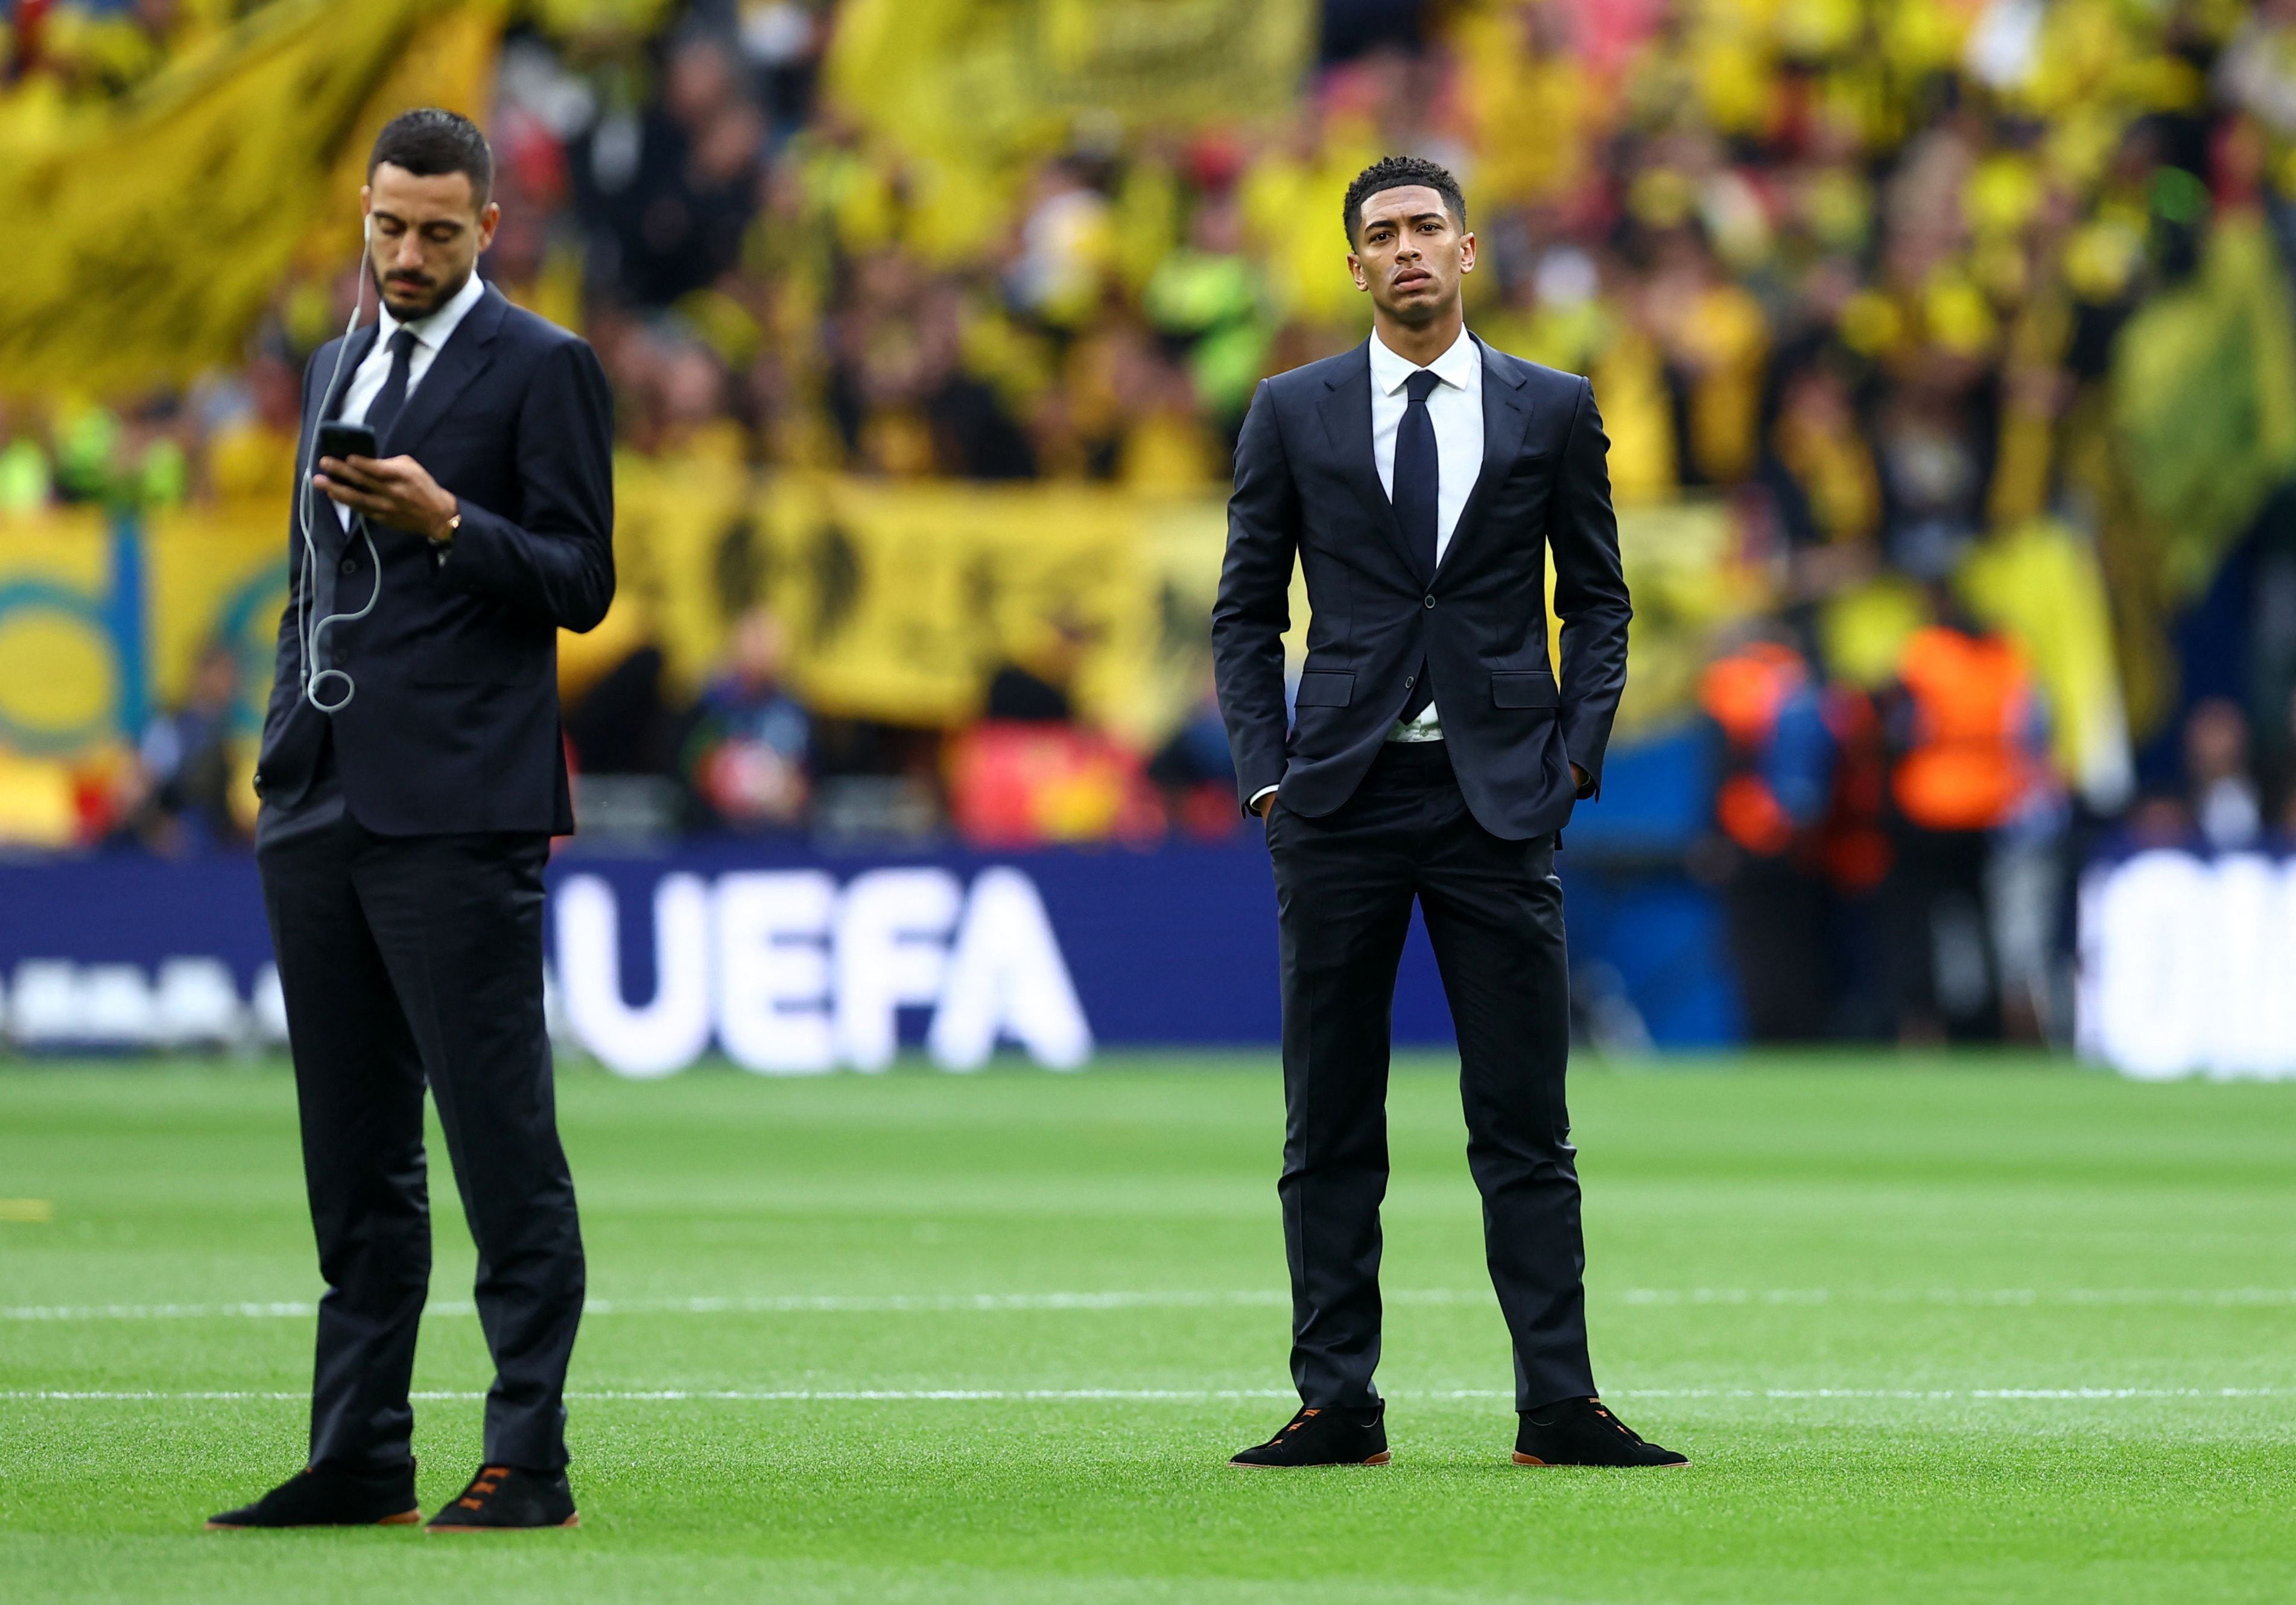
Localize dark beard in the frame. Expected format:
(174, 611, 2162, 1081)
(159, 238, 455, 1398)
(370, 262, 468, 319)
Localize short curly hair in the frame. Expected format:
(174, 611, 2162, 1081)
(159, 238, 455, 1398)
(1342, 154, 1467, 249)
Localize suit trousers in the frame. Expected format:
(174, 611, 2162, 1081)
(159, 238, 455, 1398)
(1267, 740, 1596, 1413)
(256, 745, 584, 1471)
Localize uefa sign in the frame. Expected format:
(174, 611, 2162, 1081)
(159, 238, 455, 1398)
(554, 865, 1094, 1077)
(2079, 851, 2296, 1079)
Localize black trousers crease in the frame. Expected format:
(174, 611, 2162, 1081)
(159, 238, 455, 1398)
(256, 749, 583, 1472)
(1268, 741, 1595, 1414)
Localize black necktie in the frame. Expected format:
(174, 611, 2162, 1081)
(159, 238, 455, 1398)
(363, 327, 419, 446)
(1395, 367, 1440, 722)
(1394, 367, 1441, 577)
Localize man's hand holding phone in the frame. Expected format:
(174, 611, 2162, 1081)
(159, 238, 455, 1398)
(314, 424, 460, 544)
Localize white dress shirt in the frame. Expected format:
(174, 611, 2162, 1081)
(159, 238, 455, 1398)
(1368, 323, 1483, 743)
(1251, 324, 1486, 813)
(331, 270, 486, 528)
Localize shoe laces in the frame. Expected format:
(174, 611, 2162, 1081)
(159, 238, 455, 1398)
(1588, 1403, 1649, 1446)
(1264, 1406, 1321, 1445)
(1528, 1399, 1647, 1444)
(451, 1466, 513, 1513)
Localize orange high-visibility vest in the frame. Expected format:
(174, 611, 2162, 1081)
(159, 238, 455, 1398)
(1891, 625, 2035, 832)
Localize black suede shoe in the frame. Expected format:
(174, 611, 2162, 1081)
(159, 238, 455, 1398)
(1514, 1397, 1688, 1467)
(1229, 1403, 1390, 1467)
(425, 1463, 579, 1531)
(206, 1460, 420, 1529)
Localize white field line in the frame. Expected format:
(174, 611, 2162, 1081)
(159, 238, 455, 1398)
(0, 1289, 1333, 1323)
(1617, 1288, 2296, 1308)
(7, 1385, 2296, 1405)
(16, 1286, 2296, 1323)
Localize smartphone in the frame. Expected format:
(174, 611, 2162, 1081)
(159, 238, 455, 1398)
(315, 421, 378, 464)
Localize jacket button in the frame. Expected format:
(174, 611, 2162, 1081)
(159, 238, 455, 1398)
(339, 557, 357, 573)
(1423, 594, 1436, 608)
(1404, 676, 1416, 689)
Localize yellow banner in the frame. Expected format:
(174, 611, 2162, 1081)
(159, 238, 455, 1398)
(0, 510, 123, 755)
(0, 505, 280, 760)
(606, 468, 1750, 751)
(603, 462, 1222, 750)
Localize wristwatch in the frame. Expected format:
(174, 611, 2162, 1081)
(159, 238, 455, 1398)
(430, 504, 461, 551)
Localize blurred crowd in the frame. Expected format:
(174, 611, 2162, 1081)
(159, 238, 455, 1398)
(10, 0, 2296, 1045)
(1693, 602, 2296, 1047)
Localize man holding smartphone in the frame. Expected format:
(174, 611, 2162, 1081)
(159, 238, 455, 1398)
(208, 109, 614, 1533)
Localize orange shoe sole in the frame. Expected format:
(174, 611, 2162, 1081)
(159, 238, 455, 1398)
(424, 1513, 580, 1533)
(205, 1508, 422, 1530)
(1512, 1452, 1690, 1468)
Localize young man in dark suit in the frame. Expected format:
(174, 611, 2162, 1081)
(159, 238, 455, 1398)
(1212, 155, 1683, 1470)
(209, 109, 614, 1532)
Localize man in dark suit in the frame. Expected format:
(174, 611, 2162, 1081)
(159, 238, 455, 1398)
(209, 110, 612, 1533)
(1213, 156, 1682, 1470)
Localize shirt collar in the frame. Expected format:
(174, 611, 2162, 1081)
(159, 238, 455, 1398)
(378, 270, 486, 352)
(1369, 323, 1479, 396)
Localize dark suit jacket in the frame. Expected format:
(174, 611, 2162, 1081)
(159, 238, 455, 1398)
(1211, 335, 1631, 841)
(257, 282, 615, 836)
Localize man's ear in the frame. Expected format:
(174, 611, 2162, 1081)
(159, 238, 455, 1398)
(1459, 230, 1476, 274)
(477, 200, 502, 252)
(1348, 251, 1368, 292)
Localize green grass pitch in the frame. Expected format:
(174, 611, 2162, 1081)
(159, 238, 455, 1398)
(4, 1051, 2295, 1602)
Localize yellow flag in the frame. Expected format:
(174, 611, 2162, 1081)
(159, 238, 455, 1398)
(827, 0, 1314, 168)
(0, 0, 502, 399)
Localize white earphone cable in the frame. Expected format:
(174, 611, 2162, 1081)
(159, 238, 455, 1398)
(294, 214, 383, 714)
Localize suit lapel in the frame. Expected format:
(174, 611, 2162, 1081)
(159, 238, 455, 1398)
(378, 282, 509, 458)
(1432, 337, 1533, 584)
(1314, 342, 1424, 580)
